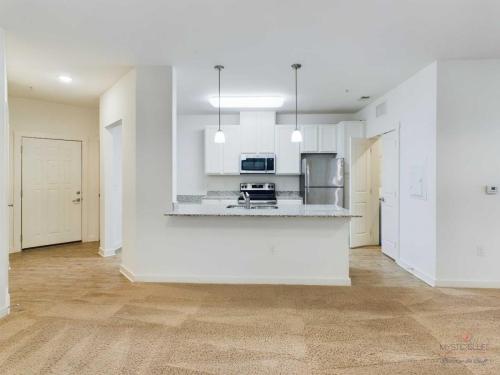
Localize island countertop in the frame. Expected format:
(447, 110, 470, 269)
(165, 203, 359, 218)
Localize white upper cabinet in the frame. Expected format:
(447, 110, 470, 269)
(275, 125, 301, 175)
(318, 125, 337, 152)
(222, 126, 241, 174)
(205, 125, 241, 175)
(240, 111, 275, 153)
(300, 125, 319, 153)
(299, 124, 337, 153)
(336, 121, 366, 173)
(205, 126, 224, 174)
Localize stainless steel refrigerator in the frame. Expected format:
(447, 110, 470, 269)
(300, 154, 344, 206)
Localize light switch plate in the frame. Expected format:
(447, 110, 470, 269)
(486, 185, 498, 195)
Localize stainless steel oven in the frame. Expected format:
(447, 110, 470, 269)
(240, 153, 275, 174)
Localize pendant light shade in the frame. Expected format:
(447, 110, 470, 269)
(291, 129, 303, 143)
(291, 63, 303, 143)
(213, 65, 225, 143)
(214, 129, 225, 143)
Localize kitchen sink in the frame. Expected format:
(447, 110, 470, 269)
(226, 204, 278, 210)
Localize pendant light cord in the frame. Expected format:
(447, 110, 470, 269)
(214, 65, 224, 132)
(218, 67, 221, 131)
(295, 67, 298, 131)
(292, 63, 301, 131)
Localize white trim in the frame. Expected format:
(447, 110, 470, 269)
(0, 292, 10, 318)
(98, 246, 121, 258)
(119, 267, 351, 286)
(119, 264, 135, 282)
(0, 305, 9, 319)
(435, 279, 500, 289)
(397, 259, 436, 287)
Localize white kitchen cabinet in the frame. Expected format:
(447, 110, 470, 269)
(222, 126, 241, 174)
(318, 125, 337, 152)
(275, 125, 301, 175)
(240, 111, 275, 153)
(205, 127, 223, 174)
(336, 121, 366, 173)
(300, 125, 319, 153)
(205, 126, 241, 175)
(298, 124, 337, 153)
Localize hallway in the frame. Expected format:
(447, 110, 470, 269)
(1, 242, 499, 374)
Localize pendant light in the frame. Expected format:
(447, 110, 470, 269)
(291, 63, 303, 143)
(213, 65, 225, 143)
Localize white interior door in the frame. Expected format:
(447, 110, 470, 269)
(349, 138, 374, 248)
(380, 131, 399, 259)
(22, 137, 82, 248)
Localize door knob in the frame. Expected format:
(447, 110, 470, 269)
(380, 197, 385, 202)
(72, 198, 81, 203)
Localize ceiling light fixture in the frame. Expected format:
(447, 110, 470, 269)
(208, 96, 284, 109)
(58, 75, 73, 83)
(213, 65, 225, 144)
(291, 63, 303, 143)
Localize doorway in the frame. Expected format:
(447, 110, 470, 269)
(349, 129, 399, 260)
(21, 137, 82, 249)
(100, 120, 123, 257)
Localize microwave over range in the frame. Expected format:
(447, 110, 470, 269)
(240, 153, 276, 174)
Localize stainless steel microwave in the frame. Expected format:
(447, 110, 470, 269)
(240, 153, 276, 174)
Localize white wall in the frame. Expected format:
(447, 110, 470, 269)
(177, 113, 357, 195)
(100, 66, 176, 272)
(358, 62, 438, 284)
(0, 29, 10, 317)
(100, 69, 136, 259)
(8, 97, 100, 252)
(436, 60, 500, 287)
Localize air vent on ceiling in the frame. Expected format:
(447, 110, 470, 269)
(375, 101, 387, 118)
(359, 96, 371, 101)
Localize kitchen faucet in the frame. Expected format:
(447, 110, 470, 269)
(239, 191, 251, 209)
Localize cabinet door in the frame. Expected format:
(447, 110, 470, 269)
(222, 126, 241, 174)
(300, 125, 319, 153)
(258, 112, 276, 153)
(319, 125, 337, 152)
(205, 127, 223, 174)
(275, 125, 301, 175)
(240, 112, 258, 152)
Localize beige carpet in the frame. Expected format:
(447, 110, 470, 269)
(1, 242, 499, 374)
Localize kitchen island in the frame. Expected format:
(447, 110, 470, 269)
(127, 203, 357, 286)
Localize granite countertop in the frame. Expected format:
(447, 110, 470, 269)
(165, 203, 358, 218)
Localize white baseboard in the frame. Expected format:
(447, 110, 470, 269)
(0, 292, 10, 319)
(119, 265, 135, 282)
(98, 246, 121, 258)
(0, 306, 9, 319)
(397, 259, 436, 287)
(435, 279, 500, 289)
(119, 267, 351, 286)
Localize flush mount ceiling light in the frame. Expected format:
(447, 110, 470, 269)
(213, 65, 225, 144)
(58, 75, 73, 83)
(291, 63, 303, 143)
(209, 96, 284, 109)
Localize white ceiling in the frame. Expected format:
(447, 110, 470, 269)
(1, 0, 500, 112)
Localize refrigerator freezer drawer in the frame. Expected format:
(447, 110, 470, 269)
(305, 187, 344, 206)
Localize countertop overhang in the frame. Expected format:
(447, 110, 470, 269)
(165, 204, 359, 218)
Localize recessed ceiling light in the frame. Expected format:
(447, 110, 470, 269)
(58, 75, 73, 83)
(209, 96, 284, 109)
